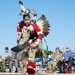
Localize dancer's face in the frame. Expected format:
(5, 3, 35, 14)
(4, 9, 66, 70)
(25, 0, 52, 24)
(24, 19, 30, 25)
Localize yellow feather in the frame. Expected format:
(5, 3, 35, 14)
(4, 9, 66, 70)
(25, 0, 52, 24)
(36, 23, 42, 31)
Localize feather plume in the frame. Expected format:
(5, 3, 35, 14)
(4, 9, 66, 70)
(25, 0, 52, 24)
(19, 0, 26, 12)
(27, 8, 37, 19)
(19, 10, 25, 16)
(27, 8, 36, 14)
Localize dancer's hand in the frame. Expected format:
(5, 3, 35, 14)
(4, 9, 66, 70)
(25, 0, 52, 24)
(17, 33, 21, 43)
(28, 40, 37, 48)
(30, 43, 37, 48)
(28, 40, 32, 44)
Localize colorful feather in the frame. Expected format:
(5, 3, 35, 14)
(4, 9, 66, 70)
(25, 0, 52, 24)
(36, 14, 50, 36)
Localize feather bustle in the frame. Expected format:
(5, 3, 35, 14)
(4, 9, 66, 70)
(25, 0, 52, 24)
(36, 14, 50, 36)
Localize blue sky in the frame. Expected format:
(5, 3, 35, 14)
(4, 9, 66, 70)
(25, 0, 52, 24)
(0, 0, 75, 56)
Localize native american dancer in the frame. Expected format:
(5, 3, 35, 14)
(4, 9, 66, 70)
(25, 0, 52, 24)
(11, 0, 50, 62)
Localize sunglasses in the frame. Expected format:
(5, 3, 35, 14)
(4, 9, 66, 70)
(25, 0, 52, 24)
(66, 48, 69, 49)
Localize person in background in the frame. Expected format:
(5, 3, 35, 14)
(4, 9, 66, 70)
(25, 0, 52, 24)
(64, 46, 74, 73)
(47, 47, 63, 73)
(63, 46, 74, 61)
(48, 50, 54, 59)
(2, 47, 10, 72)
(46, 50, 53, 63)
(0, 56, 3, 72)
(57, 46, 74, 73)
(9, 51, 22, 73)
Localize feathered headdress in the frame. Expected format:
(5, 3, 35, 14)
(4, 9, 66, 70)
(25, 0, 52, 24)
(19, 0, 37, 19)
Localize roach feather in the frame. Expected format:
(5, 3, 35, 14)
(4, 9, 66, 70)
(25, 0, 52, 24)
(19, 0, 23, 5)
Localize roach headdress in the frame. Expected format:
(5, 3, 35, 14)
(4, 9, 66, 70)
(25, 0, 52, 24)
(19, 0, 37, 19)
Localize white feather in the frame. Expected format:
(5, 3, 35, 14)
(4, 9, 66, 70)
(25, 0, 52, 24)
(30, 10, 36, 14)
(19, 11, 25, 16)
(27, 8, 36, 14)
(19, 1, 26, 12)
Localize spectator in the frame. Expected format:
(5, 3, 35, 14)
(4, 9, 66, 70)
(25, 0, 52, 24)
(57, 45, 74, 73)
(9, 51, 22, 73)
(63, 46, 74, 61)
(47, 47, 63, 73)
(48, 50, 54, 59)
(0, 56, 3, 72)
(46, 50, 53, 63)
(2, 47, 10, 72)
